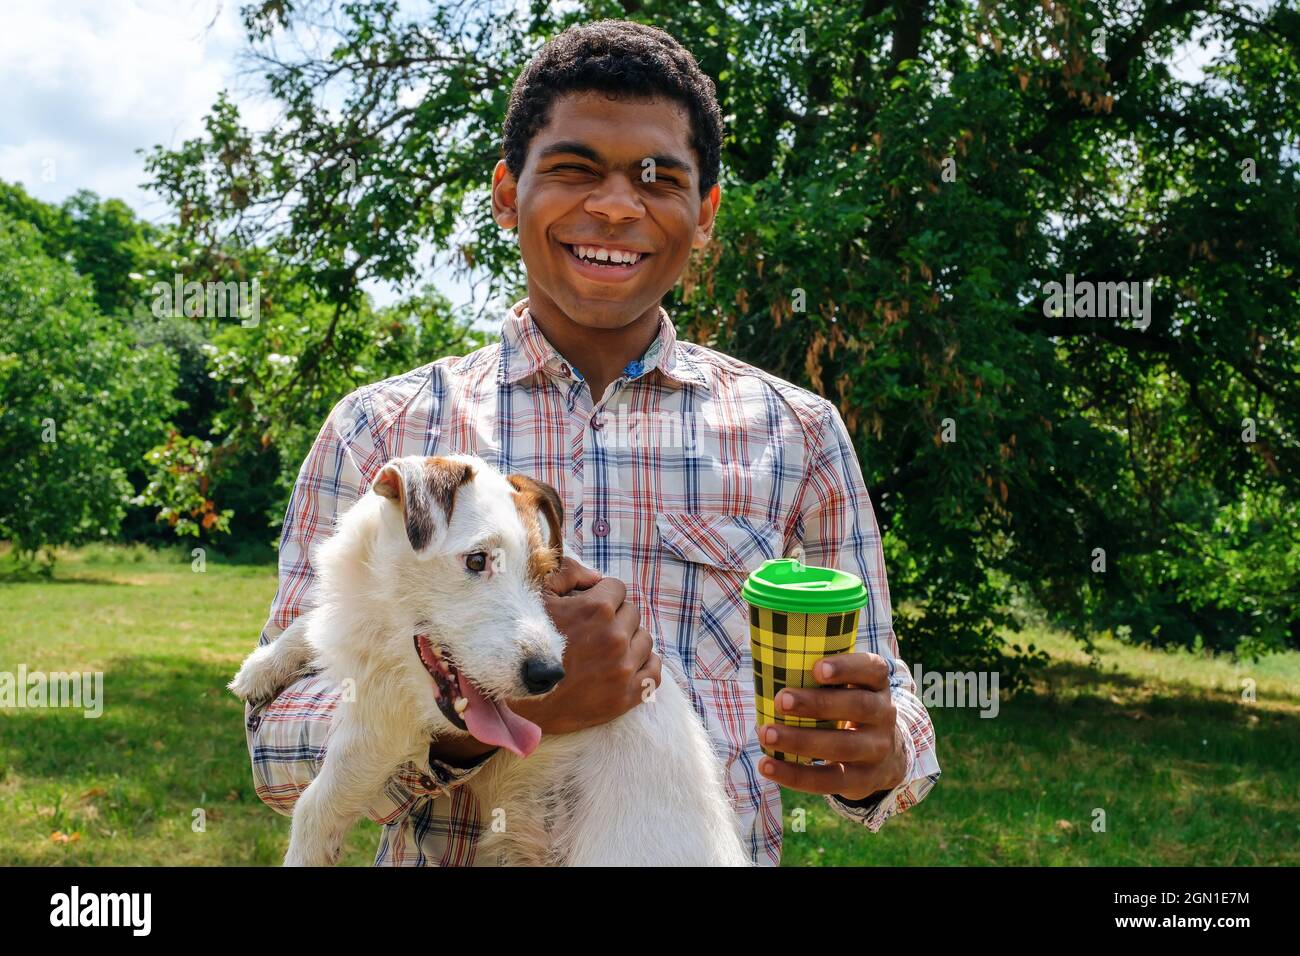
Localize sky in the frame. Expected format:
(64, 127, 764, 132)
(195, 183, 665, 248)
(3, 1, 258, 218)
(2, 0, 1225, 311)
(0, 0, 484, 311)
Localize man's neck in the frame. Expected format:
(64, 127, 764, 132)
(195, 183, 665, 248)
(525, 295, 662, 402)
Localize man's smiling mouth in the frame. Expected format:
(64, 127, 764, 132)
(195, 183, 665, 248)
(560, 241, 651, 281)
(565, 243, 647, 264)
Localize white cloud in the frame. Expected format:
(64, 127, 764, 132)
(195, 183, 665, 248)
(0, 0, 494, 312)
(1, 0, 273, 217)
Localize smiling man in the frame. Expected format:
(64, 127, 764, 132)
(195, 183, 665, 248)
(246, 18, 940, 866)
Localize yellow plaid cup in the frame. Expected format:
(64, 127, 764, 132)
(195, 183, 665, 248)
(748, 606, 860, 763)
(742, 558, 869, 765)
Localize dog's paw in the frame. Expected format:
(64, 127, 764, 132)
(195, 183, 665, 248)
(228, 644, 282, 702)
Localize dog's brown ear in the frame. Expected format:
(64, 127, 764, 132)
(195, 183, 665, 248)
(506, 473, 564, 560)
(373, 456, 476, 556)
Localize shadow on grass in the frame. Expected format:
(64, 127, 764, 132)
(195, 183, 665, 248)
(5, 646, 1297, 866)
(782, 656, 1300, 865)
(950, 681, 1300, 773)
(1035, 657, 1300, 708)
(1035, 659, 1150, 689)
(0, 652, 283, 864)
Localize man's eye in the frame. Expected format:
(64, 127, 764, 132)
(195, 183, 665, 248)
(465, 552, 488, 573)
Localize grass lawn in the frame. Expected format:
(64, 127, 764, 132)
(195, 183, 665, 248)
(2, 545, 1297, 865)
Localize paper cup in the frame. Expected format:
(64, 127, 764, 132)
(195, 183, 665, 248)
(743, 559, 869, 765)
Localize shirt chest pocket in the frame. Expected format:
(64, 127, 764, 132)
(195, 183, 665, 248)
(653, 512, 786, 682)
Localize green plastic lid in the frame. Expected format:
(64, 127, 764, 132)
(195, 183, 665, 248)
(742, 558, 869, 614)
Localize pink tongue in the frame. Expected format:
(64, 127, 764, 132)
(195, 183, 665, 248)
(456, 671, 542, 758)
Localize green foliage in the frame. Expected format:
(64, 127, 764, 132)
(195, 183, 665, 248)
(124, 0, 1300, 662)
(0, 177, 489, 552)
(0, 213, 179, 560)
(0, 183, 168, 317)
(135, 433, 234, 538)
(194, 278, 492, 532)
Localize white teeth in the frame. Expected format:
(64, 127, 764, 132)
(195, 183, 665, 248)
(572, 245, 641, 265)
(453, 697, 468, 714)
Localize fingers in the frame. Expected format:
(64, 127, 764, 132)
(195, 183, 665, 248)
(774, 685, 893, 725)
(542, 575, 625, 620)
(756, 753, 883, 797)
(758, 721, 892, 765)
(585, 575, 627, 609)
(613, 598, 642, 637)
(544, 556, 603, 595)
(814, 652, 890, 690)
(631, 630, 662, 702)
(629, 632, 660, 676)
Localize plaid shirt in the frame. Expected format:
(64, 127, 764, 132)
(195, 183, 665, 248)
(246, 297, 941, 866)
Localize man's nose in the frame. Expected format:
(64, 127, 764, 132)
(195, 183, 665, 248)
(521, 656, 566, 695)
(584, 174, 644, 223)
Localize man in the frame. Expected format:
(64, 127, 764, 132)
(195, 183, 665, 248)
(246, 18, 940, 866)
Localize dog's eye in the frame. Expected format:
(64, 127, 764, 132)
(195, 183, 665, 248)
(465, 552, 488, 573)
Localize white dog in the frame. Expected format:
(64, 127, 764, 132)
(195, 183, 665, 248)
(230, 454, 750, 866)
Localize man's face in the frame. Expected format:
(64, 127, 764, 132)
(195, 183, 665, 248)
(492, 92, 720, 329)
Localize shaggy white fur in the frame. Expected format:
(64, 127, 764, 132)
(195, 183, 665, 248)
(231, 454, 751, 866)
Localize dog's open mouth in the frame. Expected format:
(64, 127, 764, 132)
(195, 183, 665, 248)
(414, 634, 542, 759)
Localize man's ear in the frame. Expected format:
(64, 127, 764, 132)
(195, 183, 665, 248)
(492, 159, 519, 230)
(506, 473, 564, 559)
(373, 456, 476, 557)
(692, 182, 721, 250)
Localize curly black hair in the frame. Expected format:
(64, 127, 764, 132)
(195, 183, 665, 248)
(502, 19, 722, 196)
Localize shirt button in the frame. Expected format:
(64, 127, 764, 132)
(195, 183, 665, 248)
(592, 517, 610, 537)
(246, 713, 261, 731)
(418, 774, 436, 790)
(559, 363, 571, 377)
(590, 413, 604, 431)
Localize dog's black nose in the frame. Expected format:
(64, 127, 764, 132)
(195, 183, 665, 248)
(522, 657, 565, 695)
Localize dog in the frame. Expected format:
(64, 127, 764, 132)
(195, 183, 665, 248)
(230, 453, 751, 866)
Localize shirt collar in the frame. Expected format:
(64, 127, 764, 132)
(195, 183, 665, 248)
(497, 297, 709, 391)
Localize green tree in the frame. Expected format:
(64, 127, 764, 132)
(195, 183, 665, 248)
(143, 0, 1299, 663)
(0, 213, 179, 563)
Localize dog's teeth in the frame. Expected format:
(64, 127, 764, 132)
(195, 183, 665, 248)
(453, 697, 468, 714)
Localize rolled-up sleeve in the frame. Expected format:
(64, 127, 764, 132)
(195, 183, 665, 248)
(245, 390, 496, 825)
(792, 401, 941, 832)
(245, 673, 496, 825)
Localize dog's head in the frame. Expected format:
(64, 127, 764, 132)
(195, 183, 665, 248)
(369, 454, 568, 758)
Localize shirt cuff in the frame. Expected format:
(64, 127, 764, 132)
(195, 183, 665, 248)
(824, 722, 918, 832)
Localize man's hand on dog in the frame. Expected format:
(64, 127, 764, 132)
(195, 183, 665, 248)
(756, 653, 908, 803)
(511, 557, 662, 736)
